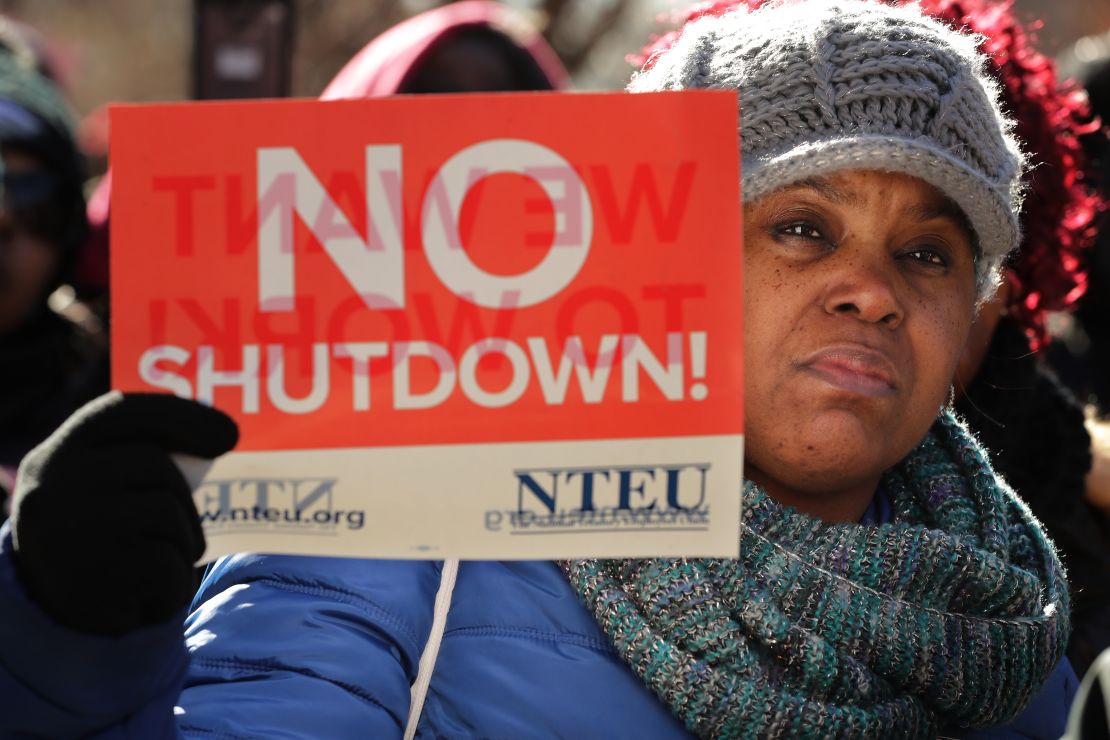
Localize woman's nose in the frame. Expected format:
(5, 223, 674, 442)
(821, 253, 905, 329)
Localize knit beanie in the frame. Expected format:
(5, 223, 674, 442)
(630, 0, 1025, 301)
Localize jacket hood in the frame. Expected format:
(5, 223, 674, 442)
(321, 1, 568, 99)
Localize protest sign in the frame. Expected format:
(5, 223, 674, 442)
(110, 91, 743, 561)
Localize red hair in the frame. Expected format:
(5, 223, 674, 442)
(634, 0, 1104, 350)
(908, 0, 1102, 350)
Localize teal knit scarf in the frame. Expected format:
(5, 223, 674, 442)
(563, 411, 1069, 738)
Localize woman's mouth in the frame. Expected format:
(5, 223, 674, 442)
(798, 346, 898, 398)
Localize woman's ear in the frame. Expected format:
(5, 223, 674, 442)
(954, 271, 1013, 399)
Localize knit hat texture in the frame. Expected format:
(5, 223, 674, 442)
(630, 0, 1025, 300)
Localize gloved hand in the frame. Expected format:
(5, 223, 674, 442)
(10, 391, 238, 636)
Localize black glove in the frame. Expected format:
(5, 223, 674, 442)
(10, 391, 238, 636)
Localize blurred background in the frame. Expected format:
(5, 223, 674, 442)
(4, 0, 1109, 178)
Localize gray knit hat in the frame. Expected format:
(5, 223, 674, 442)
(630, 0, 1025, 300)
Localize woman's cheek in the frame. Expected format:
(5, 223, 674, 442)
(928, 314, 975, 391)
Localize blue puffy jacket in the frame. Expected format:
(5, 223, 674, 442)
(0, 521, 1076, 739)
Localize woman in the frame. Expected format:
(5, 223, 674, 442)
(0, 0, 1073, 737)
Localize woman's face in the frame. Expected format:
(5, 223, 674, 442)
(742, 169, 978, 520)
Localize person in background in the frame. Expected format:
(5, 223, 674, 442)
(0, 1, 1078, 737)
(0, 24, 101, 519)
(895, 0, 1110, 680)
(1054, 30, 1110, 540)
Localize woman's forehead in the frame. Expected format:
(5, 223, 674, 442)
(772, 170, 948, 203)
(761, 170, 977, 240)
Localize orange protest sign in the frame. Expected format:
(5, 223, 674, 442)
(111, 91, 743, 560)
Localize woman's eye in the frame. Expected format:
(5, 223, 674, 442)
(903, 247, 948, 267)
(776, 222, 824, 240)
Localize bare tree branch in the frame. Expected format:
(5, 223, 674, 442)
(542, 0, 574, 39)
(559, 0, 633, 74)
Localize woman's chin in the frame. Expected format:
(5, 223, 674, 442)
(745, 411, 918, 515)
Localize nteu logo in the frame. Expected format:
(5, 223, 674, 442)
(483, 463, 711, 532)
(515, 464, 709, 514)
(195, 477, 365, 531)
